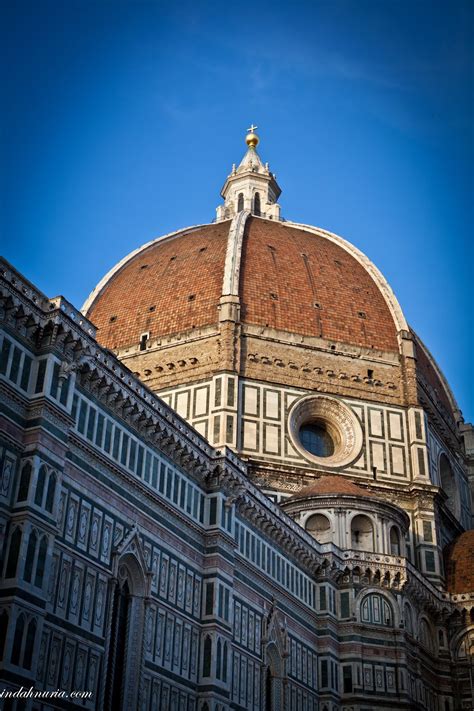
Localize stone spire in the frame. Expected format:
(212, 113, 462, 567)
(216, 126, 282, 222)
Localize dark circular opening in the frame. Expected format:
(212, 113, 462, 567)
(300, 423, 334, 457)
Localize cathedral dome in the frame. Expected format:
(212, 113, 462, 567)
(84, 216, 400, 353)
(444, 530, 474, 594)
(82, 128, 462, 454)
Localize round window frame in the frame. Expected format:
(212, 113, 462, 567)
(288, 395, 363, 468)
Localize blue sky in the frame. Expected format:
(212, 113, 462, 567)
(1, 0, 473, 420)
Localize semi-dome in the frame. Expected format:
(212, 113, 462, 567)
(282, 475, 410, 553)
(287, 475, 381, 501)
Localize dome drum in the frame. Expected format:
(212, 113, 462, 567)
(282, 477, 410, 557)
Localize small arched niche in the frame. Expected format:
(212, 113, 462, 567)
(237, 193, 244, 212)
(305, 514, 332, 544)
(439, 454, 459, 516)
(390, 526, 401, 555)
(253, 192, 261, 216)
(351, 514, 374, 552)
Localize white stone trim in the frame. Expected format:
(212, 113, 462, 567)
(222, 210, 250, 296)
(283, 220, 409, 338)
(81, 223, 213, 315)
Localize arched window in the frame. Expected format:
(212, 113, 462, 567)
(456, 630, 474, 659)
(237, 193, 244, 212)
(5, 527, 22, 578)
(404, 603, 413, 635)
(23, 619, 36, 670)
(11, 613, 25, 665)
(390, 526, 401, 555)
(306, 514, 331, 544)
(0, 610, 8, 661)
(439, 454, 458, 516)
(351, 515, 374, 552)
(34, 465, 47, 506)
(253, 192, 261, 216)
(361, 593, 393, 626)
(216, 637, 222, 679)
(17, 462, 31, 502)
(419, 618, 434, 652)
(266, 667, 273, 711)
(105, 579, 131, 710)
(203, 636, 212, 677)
(35, 537, 48, 588)
(265, 643, 282, 711)
(24, 529, 38, 583)
(45, 473, 56, 513)
(222, 641, 228, 682)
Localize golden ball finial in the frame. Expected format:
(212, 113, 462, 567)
(246, 124, 259, 148)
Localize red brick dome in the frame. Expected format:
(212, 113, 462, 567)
(444, 530, 474, 594)
(84, 216, 400, 352)
(288, 475, 381, 501)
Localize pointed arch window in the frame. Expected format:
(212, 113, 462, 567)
(34, 465, 46, 506)
(5, 527, 22, 578)
(17, 462, 31, 502)
(419, 618, 435, 652)
(266, 666, 273, 711)
(11, 613, 25, 665)
(216, 638, 222, 679)
(23, 619, 36, 670)
(45, 473, 56, 513)
(203, 636, 212, 677)
(237, 193, 244, 212)
(222, 641, 228, 682)
(404, 603, 413, 635)
(105, 579, 131, 710)
(254, 192, 261, 216)
(35, 537, 48, 588)
(0, 610, 8, 661)
(24, 529, 38, 583)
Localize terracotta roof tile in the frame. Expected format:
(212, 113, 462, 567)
(87, 222, 229, 348)
(86, 217, 400, 351)
(289, 475, 380, 501)
(239, 219, 399, 351)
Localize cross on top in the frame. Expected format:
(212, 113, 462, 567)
(247, 124, 258, 133)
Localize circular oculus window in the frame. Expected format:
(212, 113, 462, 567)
(288, 395, 363, 468)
